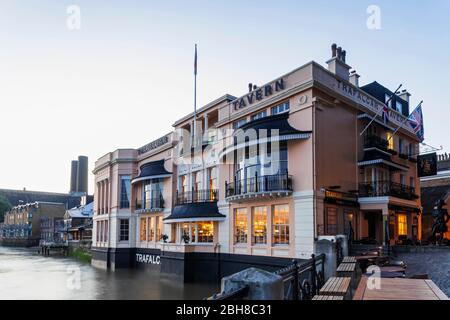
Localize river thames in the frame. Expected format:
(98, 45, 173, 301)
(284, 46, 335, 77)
(0, 246, 218, 300)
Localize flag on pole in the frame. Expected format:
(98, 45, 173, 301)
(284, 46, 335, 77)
(408, 103, 424, 142)
(194, 44, 198, 75)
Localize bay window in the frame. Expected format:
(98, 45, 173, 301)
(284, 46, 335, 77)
(178, 221, 215, 244)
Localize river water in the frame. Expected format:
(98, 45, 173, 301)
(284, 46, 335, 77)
(0, 246, 218, 300)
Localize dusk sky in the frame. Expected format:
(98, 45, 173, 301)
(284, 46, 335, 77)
(0, 0, 449, 194)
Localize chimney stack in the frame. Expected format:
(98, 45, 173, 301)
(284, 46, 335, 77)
(76, 156, 88, 194)
(69, 160, 78, 193)
(326, 43, 351, 81)
(399, 89, 411, 104)
(349, 70, 360, 87)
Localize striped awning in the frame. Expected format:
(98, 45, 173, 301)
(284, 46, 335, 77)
(358, 159, 409, 171)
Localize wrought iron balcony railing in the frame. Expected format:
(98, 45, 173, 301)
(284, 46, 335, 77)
(225, 173, 293, 197)
(359, 180, 418, 201)
(135, 192, 164, 211)
(175, 189, 218, 205)
(364, 134, 390, 152)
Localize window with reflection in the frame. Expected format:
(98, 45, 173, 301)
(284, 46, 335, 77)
(156, 216, 161, 242)
(253, 206, 267, 244)
(326, 207, 337, 235)
(273, 205, 289, 245)
(234, 208, 248, 244)
(120, 176, 131, 208)
(144, 179, 163, 209)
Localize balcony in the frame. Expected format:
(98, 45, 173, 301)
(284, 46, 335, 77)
(225, 173, 293, 202)
(175, 189, 218, 206)
(135, 193, 164, 213)
(359, 181, 418, 201)
(364, 134, 396, 155)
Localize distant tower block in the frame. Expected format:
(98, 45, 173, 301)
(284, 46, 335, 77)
(69, 160, 78, 193)
(76, 156, 88, 194)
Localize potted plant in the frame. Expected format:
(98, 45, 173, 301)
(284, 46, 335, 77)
(161, 234, 169, 243)
(181, 234, 190, 244)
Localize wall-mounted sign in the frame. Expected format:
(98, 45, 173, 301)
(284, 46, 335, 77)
(232, 78, 285, 111)
(136, 253, 161, 265)
(138, 134, 170, 155)
(418, 152, 437, 177)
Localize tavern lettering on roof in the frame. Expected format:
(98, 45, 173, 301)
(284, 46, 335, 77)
(232, 78, 285, 111)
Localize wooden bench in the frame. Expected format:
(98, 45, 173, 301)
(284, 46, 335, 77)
(342, 256, 356, 263)
(337, 262, 358, 290)
(319, 277, 351, 299)
(312, 295, 344, 300)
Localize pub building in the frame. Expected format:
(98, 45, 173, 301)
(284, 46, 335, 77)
(91, 44, 422, 281)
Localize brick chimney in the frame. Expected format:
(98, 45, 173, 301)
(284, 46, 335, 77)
(326, 43, 351, 81)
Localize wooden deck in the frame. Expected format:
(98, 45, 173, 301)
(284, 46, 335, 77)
(353, 276, 449, 300)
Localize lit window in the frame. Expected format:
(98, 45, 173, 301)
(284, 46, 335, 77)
(197, 222, 214, 243)
(271, 102, 290, 115)
(250, 110, 267, 121)
(156, 216, 162, 242)
(386, 132, 394, 150)
(252, 206, 267, 244)
(326, 207, 337, 235)
(119, 219, 129, 241)
(398, 214, 407, 236)
(234, 208, 248, 244)
(273, 205, 289, 245)
(140, 218, 147, 242)
(149, 217, 154, 241)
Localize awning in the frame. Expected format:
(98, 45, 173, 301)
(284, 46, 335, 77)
(358, 159, 409, 171)
(163, 202, 225, 223)
(131, 160, 172, 184)
(219, 113, 311, 158)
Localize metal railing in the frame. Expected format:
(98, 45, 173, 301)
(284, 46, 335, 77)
(225, 173, 292, 197)
(175, 189, 218, 205)
(364, 134, 389, 151)
(359, 180, 418, 200)
(135, 192, 164, 211)
(208, 254, 325, 300)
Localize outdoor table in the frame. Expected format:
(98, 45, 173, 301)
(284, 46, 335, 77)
(342, 256, 356, 263)
(379, 266, 406, 273)
(353, 276, 449, 300)
(312, 295, 344, 300)
(319, 277, 351, 299)
(364, 271, 405, 278)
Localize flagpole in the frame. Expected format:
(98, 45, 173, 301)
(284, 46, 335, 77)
(193, 44, 197, 147)
(359, 84, 402, 136)
(387, 100, 423, 142)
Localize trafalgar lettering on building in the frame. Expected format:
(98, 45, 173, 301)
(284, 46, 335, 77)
(138, 134, 170, 155)
(136, 253, 161, 265)
(232, 78, 285, 111)
(335, 79, 414, 133)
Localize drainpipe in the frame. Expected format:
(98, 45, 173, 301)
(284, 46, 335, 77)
(312, 99, 318, 241)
